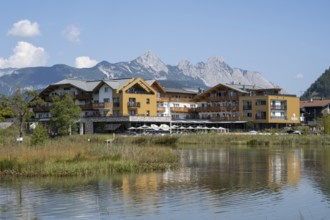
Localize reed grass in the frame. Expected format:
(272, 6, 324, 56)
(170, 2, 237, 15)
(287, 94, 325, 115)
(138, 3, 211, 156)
(0, 133, 178, 177)
(176, 132, 330, 147)
(1, 127, 330, 177)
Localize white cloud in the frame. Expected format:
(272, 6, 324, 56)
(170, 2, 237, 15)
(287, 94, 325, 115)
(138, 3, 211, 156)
(75, 56, 98, 68)
(295, 73, 304, 79)
(62, 25, 81, 44)
(0, 41, 48, 68)
(7, 19, 41, 37)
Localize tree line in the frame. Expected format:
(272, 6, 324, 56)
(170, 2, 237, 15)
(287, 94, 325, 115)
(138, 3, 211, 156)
(0, 88, 81, 144)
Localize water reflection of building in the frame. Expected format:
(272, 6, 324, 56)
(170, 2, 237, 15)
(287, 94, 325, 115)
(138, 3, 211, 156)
(121, 173, 160, 215)
(162, 148, 301, 192)
(268, 149, 301, 189)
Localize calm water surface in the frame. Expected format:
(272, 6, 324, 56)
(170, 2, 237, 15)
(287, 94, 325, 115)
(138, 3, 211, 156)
(1, 146, 330, 219)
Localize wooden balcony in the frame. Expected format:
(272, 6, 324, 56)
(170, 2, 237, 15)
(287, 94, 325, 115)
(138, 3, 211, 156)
(170, 107, 189, 113)
(195, 106, 239, 112)
(92, 102, 113, 109)
(204, 96, 239, 102)
(158, 97, 170, 102)
(157, 107, 166, 112)
(158, 97, 195, 102)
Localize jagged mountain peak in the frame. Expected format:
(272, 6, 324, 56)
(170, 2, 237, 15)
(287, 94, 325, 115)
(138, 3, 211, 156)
(177, 60, 192, 68)
(207, 55, 225, 64)
(0, 52, 275, 95)
(135, 51, 168, 73)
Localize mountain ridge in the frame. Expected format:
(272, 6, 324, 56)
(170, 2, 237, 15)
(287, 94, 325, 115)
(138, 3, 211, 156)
(0, 51, 276, 95)
(301, 68, 330, 100)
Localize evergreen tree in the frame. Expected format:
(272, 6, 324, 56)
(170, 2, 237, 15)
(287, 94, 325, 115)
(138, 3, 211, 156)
(30, 124, 48, 146)
(49, 95, 81, 136)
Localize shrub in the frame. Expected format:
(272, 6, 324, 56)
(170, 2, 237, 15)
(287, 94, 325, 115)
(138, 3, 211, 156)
(30, 124, 49, 146)
(153, 136, 179, 145)
(247, 139, 258, 146)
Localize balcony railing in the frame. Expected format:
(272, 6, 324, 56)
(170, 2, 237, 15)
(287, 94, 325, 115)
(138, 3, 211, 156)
(243, 105, 252, 110)
(157, 107, 166, 112)
(195, 106, 238, 112)
(92, 102, 113, 109)
(158, 97, 170, 102)
(204, 96, 239, 102)
(270, 116, 287, 120)
(158, 97, 195, 102)
(170, 107, 189, 113)
(271, 105, 287, 110)
(127, 102, 141, 108)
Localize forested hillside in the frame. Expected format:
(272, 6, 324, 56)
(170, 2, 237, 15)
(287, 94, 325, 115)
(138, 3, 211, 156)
(301, 68, 330, 100)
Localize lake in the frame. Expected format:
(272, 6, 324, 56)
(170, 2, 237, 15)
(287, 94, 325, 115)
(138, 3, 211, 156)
(1, 146, 330, 219)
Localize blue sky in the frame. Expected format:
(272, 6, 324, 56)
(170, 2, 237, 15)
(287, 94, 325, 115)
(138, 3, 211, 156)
(1, 0, 330, 96)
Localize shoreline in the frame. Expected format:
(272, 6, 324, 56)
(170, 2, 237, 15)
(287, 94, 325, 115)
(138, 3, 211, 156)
(1, 133, 330, 177)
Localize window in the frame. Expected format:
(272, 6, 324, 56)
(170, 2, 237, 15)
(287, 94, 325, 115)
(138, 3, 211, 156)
(256, 100, 266, 106)
(104, 98, 110, 103)
(129, 110, 136, 116)
(146, 98, 150, 104)
(113, 97, 120, 107)
(146, 110, 150, 116)
(104, 87, 108, 92)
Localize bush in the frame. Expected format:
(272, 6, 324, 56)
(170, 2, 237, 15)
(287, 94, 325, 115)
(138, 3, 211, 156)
(30, 124, 49, 146)
(153, 136, 179, 145)
(247, 139, 258, 146)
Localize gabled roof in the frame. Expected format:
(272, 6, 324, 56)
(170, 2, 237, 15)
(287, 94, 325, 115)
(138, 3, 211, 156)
(103, 78, 132, 90)
(117, 77, 156, 94)
(40, 78, 134, 96)
(146, 80, 166, 93)
(300, 99, 330, 108)
(52, 79, 100, 92)
(92, 78, 132, 92)
(193, 83, 249, 101)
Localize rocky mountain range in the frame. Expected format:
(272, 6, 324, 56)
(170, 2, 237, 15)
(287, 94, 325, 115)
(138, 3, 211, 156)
(0, 51, 275, 95)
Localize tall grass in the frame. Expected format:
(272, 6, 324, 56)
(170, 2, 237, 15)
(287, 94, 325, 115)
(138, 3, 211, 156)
(0, 133, 178, 177)
(176, 133, 330, 147)
(2, 127, 330, 177)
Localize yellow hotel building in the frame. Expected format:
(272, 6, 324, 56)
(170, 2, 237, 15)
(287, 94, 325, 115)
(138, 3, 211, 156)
(193, 83, 300, 129)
